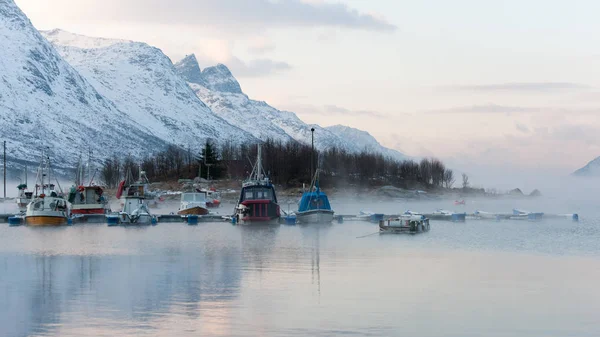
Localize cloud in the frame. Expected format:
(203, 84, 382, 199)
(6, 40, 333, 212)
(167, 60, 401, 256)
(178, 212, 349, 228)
(323, 105, 385, 118)
(451, 82, 591, 92)
(41, 0, 396, 33)
(228, 57, 292, 77)
(426, 104, 600, 115)
(280, 103, 386, 118)
(515, 123, 530, 133)
(247, 39, 276, 55)
(426, 104, 542, 114)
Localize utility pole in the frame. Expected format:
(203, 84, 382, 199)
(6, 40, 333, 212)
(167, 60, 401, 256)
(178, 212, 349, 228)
(3, 141, 6, 200)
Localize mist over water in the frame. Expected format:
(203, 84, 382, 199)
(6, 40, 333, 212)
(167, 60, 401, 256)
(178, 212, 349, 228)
(2, 188, 600, 337)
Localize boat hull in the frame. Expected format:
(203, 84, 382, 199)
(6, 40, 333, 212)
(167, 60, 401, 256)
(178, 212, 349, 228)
(296, 209, 334, 224)
(178, 206, 209, 216)
(25, 216, 68, 226)
(71, 207, 107, 215)
(238, 215, 280, 226)
(379, 219, 430, 234)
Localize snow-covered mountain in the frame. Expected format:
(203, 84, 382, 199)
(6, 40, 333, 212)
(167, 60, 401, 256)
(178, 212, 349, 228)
(326, 125, 406, 161)
(0, 0, 166, 169)
(42, 29, 257, 147)
(572, 156, 600, 176)
(175, 54, 399, 155)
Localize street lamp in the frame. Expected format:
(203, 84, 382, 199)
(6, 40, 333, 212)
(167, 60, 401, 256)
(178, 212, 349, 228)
(310, 128, 315, 183)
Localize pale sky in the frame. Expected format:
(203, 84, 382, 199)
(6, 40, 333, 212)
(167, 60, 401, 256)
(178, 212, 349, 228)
(14, 0, 600, 179)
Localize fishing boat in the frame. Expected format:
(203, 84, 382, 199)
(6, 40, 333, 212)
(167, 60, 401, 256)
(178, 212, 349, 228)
(296, 129, 334, 224)
(119, 184, 155, 224)
(379, 214, 430, 234)
(178, 191, 209, 215)
(69, 153, 110, 215)
(296, 173, 334, 224)
(116, 167, 159, 209)
(234, 145, 280, 225)
(24, 152, 70, 226)
(117, 167, 156, 224)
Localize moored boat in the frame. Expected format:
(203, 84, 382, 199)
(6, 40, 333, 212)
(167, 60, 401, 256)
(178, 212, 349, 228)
(69, 153, 110, 215)
(296, 129, 334, 224)
(296, 179, 334, 224)
(379, 215, 430, 234)
(234, 145, 280, 225)
(24, 152, 70, 227)
(178, 191, 209, 215)
(117, 167, 156, 225)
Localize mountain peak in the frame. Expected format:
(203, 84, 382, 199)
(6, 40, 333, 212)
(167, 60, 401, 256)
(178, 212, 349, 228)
(573, 156, 600, 176)
(200, 64, 242, 94)
(174, 54, 204, 85)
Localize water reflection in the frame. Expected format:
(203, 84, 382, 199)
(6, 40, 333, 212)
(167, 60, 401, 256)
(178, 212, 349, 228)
(1, 194, 600, 337)
(0, 226, 243, 337)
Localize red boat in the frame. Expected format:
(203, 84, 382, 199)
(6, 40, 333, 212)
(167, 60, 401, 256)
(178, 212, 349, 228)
(454, 200, 466, 205)
(69, 185, 110, 215)
(234, 145, 280, 225)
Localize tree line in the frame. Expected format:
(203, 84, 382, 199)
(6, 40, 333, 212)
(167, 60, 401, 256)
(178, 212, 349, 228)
(99, 139, 456, 190)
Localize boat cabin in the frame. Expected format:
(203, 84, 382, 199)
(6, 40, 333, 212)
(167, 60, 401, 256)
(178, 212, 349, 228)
(181, 192, 207, 203)
(69, 186, 105, 205)
(239, 185, 278, 204)
(298, 191, 332, 212)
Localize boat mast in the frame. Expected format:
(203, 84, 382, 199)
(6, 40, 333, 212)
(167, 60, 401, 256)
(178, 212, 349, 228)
(257, 144, 262, 180)
(87, 149, 92, 186)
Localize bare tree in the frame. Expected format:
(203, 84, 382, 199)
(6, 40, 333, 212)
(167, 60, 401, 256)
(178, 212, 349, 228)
(443, 169, 455, 188)
(462, 173, 469, 190)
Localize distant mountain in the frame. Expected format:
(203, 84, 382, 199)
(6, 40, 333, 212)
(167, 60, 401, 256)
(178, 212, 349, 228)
(175, 54, 401, 155)
(572, 156, 600, 176)
(0, 0, 165, 168)
(326, 125, 406, 161)
(42, 30, 257, 147)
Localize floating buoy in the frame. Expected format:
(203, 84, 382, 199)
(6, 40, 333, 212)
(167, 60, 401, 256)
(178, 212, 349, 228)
(187, 215, 199, 225)
(106, 215, 120, 226)
(8, 217, 22, 226)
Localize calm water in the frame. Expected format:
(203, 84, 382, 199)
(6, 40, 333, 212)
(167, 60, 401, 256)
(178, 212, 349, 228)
(2, 196, 600, 337)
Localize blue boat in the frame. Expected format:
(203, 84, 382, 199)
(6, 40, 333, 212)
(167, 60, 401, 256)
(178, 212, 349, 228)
(297, 129, 334, 224)
(296, 184, 335, 224)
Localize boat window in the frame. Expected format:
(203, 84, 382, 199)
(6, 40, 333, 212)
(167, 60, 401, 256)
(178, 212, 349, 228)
(183, 194, 195, 202)
(243, 188, 273, 201)
(33, 201, 43, 210)
(195, 194, 207, 202)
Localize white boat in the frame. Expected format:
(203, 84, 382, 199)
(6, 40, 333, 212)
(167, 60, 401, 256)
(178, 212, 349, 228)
(24, 152, 70, 226)
(69, 154, 110, 215)
(119, 197, 154, 224)
(379, 215, 430, 234)
(178, 191, 209, 215)
(117, 167, 156, 225)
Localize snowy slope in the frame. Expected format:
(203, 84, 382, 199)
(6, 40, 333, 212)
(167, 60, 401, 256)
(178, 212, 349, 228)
(175, 54, 358, 151)
(572, 156, 600, 176)
(0, 0, 166, 169)
(326, 125, 406, 160)
(43, 30, 257, 146)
